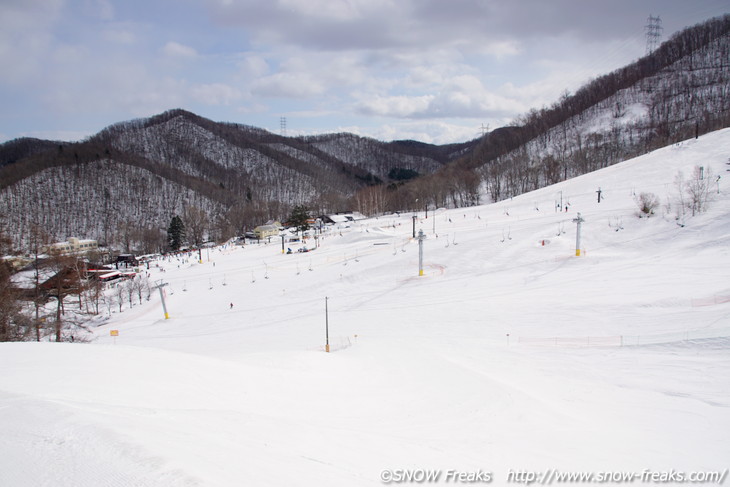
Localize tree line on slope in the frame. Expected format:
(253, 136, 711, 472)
(349, 15, 730, 215)
(0, 16, 727, 255)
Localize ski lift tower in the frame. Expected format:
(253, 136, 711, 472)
(417, 229, 427, 276)
(154, 281, 170, 319)
(572, 213, 585, 256)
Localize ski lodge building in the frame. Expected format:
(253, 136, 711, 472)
(44, 237, 98, 255)
(319, 212, 367, 225)
(253, 221, 282, 240)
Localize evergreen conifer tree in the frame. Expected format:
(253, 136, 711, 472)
(288, 205, 311, 234)
(167, 215, 186, 251)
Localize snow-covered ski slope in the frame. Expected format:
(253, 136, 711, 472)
(2, 130, 729, 486)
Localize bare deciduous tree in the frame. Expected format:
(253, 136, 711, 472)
(184, 205, 208, 250)
(675, 165, 714, 218)
(684, 166, 714, 216)
(0, 227, 30, 341)
(27, 224, 50, 340)
(44, 252, 77, 342)
(114, 283, 125, 313)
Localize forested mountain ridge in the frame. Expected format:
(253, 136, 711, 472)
(0, 15, 728, 254)
(0, 109, 473, 251)
(386, 14, 730, 210)
(467, 14, 730, 201)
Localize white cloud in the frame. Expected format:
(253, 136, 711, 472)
(190, 83, 243, 105)
(357, 94, 434, 118)
(0, 0, 62, 84)
(120, 77, 189, 117)
(2, 0, 728, 144)
(162, 41, 198, 59)
(277, 0, 389, 22)
(426, 92, 522, 119)
(252, 73, 326, 98)
(236, 102, 269, 115)
(355, 74, 524, 120)
(237, 55, 270, 78)
(479, 41, 522, 60)
(242, 50, 369, 104)
(405, 66, 445, 87)
(84, 0, 114, 20)
(340, 120, 483, 145)
(104, 29, 137, 45)
(52, 43, 91, 65)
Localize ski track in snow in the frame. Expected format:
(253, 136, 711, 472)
(2, 130, 730, 486)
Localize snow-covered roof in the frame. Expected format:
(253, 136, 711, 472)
(325, 212, 367, 223)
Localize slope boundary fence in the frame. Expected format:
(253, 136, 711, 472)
(691, 292, 730, 307)
(518, 326, 730, 348)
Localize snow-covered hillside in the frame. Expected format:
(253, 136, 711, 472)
(477, 17, 730, 203)
(2, 130, 729, 486)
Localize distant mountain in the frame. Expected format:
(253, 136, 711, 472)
(0, 138, 63, 169)
(0, 109, 476, 251)
(1, 15, 727, 254)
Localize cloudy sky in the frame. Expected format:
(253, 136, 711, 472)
(1, 0, 727, 145)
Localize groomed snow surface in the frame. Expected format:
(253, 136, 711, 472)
(2, 130, 730, 486)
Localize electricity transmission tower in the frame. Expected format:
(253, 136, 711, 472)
(645, 15, 663, 54)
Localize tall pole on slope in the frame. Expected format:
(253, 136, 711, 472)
(325, 296, 330, 353)
(417, 229, 426, 276)
(572, 212, 585, 257)
(155, 281, 170, 319)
